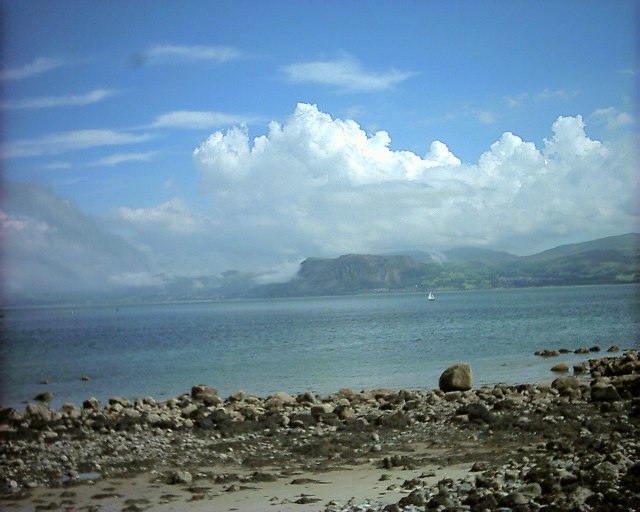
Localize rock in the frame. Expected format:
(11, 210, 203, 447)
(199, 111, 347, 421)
(552, 375, 580, 392)
(83, 397, 99, 410)
(24, 403, 53, 426)
(169, 470, 192, 485)
(227, 390, 244, 402)
(311, 404, 334, 416)
(519, 482, 542, 497)
(551, 362, 569, 372)
(33, 391, 53, 403)
(272, 391, 296, 404)
(471, 461, 490, 472)
(591, 381, 621, 402)
(3, 478, 19, 493)
(573, 362, 588, 373)
(191, 385, 220, 405)
(333, 404, 355, 420)
(265, 391, 296, 410)
(399, 489, 426, 507)
(535, 349, 560, 357)
(439, 363, 473, 392)
(456, 403, 495, 424)
(108, 396, 132, 408)
(0, 407, 22, 423)
(607, 345, 620, 352)
(337, 388, 354, 398)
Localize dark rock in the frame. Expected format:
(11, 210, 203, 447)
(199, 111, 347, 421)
(376, 411, 412, 429)
(191, 385, 220, 405)
(399, 489, 426, 507)
(108, 396, 132, 408)
(470, 461, 490, 472)
(456, 403, 496, 424)
(169, 470, 192, 485)
(24, 403, 53, 427)
(552, 375, 580, 392)
(590, 382, 621, 402)
(83, 397, 99, 410)
(33, 392, 53, 403)
(551, 362, 569, 372)
(439, 363, 473, 392)
(535, 349, 560, 357)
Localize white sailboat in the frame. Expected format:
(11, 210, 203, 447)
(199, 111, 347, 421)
(427, 291, 435, 301)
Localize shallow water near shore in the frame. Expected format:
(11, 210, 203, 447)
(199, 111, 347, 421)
(1, 284, 638, 409)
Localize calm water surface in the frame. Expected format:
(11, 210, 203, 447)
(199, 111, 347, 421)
(1, 285, 638, 409)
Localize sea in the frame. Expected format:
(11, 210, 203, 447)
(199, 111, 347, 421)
(1, 284, 638, 411)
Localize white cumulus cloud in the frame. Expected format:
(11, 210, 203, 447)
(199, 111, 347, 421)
(189, 103, 636, 260)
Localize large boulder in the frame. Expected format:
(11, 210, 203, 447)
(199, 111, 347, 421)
(439, 363, 473, 392)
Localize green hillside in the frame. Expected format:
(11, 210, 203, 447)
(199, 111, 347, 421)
(255, 233, 640, 296)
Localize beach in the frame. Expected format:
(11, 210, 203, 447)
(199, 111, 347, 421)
(1, 351, 638, 511)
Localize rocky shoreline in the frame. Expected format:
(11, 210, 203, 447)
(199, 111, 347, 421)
(1, 351, 638, 511)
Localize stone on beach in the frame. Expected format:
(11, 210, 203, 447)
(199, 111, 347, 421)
(33, 391, 53, 403)
(190, 384, 220, 405)
(439, 363, 473, 392)
(550, 362, 569, 372)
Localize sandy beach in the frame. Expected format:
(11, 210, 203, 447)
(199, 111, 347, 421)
(1, 351, 638, 511)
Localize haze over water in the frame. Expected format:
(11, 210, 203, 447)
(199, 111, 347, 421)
(2, 284, 638, 410)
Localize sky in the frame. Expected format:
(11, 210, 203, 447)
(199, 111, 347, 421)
(1, 0, 638, 297)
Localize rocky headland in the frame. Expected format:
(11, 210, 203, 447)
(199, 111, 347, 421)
(1, 352, 638, 511)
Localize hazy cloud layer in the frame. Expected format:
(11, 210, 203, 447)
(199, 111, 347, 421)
(1, 182, 149, 296)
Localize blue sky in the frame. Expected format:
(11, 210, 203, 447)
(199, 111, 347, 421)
(1, 0, 638, 296)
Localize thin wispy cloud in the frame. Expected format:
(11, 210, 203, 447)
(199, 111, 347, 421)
(91, 151, 157, 167)
(0, 57, 66, 80)
(591, 107, 634, 130)
(150, 110, 259, 130)
(1, 130, 154, 159)
(282, 55, 415, 92)
(135, 44, 243, 66)
(40, 161, 72, 170)
(472, 109, 498, 124)
(506, 88, 579, 108)
(1, 88, 119, 110)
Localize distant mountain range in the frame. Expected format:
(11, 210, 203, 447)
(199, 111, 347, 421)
(254, 233, 639, 297)
(7, 233, 639, 305)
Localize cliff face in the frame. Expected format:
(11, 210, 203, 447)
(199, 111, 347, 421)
(293, 254, 423, 294)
